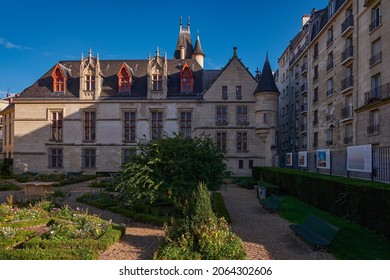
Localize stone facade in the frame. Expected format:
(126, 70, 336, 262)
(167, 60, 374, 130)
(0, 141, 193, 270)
(277, 0, 390, 164)
(1, 21, 279, 176)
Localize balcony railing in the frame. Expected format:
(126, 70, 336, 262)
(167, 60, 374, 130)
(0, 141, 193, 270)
(341, 14, 354, 35)
(301, 103, 308, 113)
(301, 83, 308, 94)
(344, 136, 353, 144)
(312, 118, 318, 126)
(341, 46, 353, 64)
(367, 124, 380, 135)
(341, 75, 353, 92)
(341, 106, 353, 120)
(364, 82, 390, 105)
(300, 123, 307, 132)
(369, 16, 382, 32)
(369, 52, 382, 66)
(301, 63, 308, 75)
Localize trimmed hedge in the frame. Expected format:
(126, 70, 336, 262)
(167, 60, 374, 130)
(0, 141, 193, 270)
(252, 167, 390, 237)
(107, 206, 169, 226)
(0, 248, 99, 260)
(211, 192, 232, 224)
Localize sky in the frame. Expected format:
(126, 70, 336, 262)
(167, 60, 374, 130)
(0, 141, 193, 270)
(0, 0, 329, 98)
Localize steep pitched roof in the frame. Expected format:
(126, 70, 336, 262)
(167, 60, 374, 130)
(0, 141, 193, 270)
(254, 54, 279, 94)
(193, 34, 204, 56)
(174, 20, 193, 59)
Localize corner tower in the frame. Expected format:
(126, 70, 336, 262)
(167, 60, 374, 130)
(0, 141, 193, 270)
(254, 54, 279, 164)
(192, 33, 205, 68)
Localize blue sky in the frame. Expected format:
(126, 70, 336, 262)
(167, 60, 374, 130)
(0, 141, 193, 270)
(0, 0, 329, 97)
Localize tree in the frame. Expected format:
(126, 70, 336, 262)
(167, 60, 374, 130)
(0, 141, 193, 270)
(116, 133, 226, 211)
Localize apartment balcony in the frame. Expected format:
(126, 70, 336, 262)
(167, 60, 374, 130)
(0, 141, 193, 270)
(300, 103, 308, 114)
(343, 136, 353, 145)
(300, 83, 308, 94)
(341, 14, 354, 37)
(369, 52, 382, 67)
(367, 124, 380, 135)
(341, 106, 353, 121)
(300, 63, 308, 76)
(364, 82, 390, 105)
(341, 46, 353, 66)
(326, 114, 334, 122)
(369, 16, 382, 32)
(341, 75, 353, 93)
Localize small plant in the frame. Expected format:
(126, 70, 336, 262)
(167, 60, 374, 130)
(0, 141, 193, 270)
(6, 195, 14, 207)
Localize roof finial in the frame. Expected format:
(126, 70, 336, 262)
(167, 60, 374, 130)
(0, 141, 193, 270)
(156, 46, 160, 57)
(233, 47, 238, 58)
(266, 51, 269, 61)
(180, 16, 183, 26)
(88, 48, 93, 58)
(81, 52, 84, 60)
(188, 16, 190, 25)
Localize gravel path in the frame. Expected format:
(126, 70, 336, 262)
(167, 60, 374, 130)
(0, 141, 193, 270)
(0, 180, 334, 260)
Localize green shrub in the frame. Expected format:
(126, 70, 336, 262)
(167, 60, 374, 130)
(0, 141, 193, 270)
(0, 181, 20, 191)
(252, 167, 390, 237)
(0, 248, 99, 260)
(108, 206, 169, 226)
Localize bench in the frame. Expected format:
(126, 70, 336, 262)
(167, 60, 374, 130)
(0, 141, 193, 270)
(289, 213, 340, 250)
(259, 194, 284, 213)
(23, 182, 57, 196)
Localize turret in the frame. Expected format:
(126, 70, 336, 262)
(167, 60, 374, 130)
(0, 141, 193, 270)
(174, 17, 193, 59)
(192, 33, 205, 68)
(254, 54, 279, 144)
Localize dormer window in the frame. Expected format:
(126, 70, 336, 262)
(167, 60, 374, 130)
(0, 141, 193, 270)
(152, 74, 162, 91)
(118, 64, 132, 93)
(51, 65, 66, 93)
(85, 70, 95, 91)
(180, 63, 193, 94)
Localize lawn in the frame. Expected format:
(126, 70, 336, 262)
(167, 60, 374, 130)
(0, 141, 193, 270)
(279, 195, 390, 259)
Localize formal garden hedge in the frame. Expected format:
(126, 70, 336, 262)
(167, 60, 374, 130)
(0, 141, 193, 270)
(252, 167, 390, 238)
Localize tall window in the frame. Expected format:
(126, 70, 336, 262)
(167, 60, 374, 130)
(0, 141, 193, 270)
(180, 111, 192, 137)
(313, 87, 319, 103)
(123, 112, 136, 142)
(326, 103, 333, 121)
(82, 148, 96, 168)
(237, 132, 248, 152)
(236, 86, 242, 99)
(313, 65, 319, 81)
(329, 0, 336, 18)
(313, 132, 318, 148)
(371, 73, 381, 99)
(370, 4, 382, 32)
(327, 128, 334, 146)
(180, 65, 193, 94)
(370, 38, 382, 66)
(327, 27, 334, 47)
(313, 43, 319, 60)
(327, 52, 333, 71)
(313, 110, 318, 125)
(151, 112, 163, 140)
(236, 106, 248, 124)
(52, 68, 65, 92)
(368, 109, 380, 134)
(344, 124, 353, 144)
(122, 148, 136, 165)
(222, 86, 228, 100)
(84, 111, 96, 142)
(48, 148, 63, 168)
(216, 132, 227, 152)
(327, 78, 333, 97)
(50, 111, 63, 141)
(152, 74, 163, 91)
(85, 73, 95, 91)
(118, 67, 131, 93)
(216, 106, 228, 125)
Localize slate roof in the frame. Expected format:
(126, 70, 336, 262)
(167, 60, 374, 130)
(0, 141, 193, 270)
(193, 34, 204, 56)
(254, 54, 279, 94)
(18, 58, 205, 100)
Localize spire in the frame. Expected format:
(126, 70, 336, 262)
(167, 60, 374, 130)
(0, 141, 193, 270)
(232, 47, 238, 58)
(193, 32, 204, 56)
(174, 17, 193, 59)
(254, 53, 279, 94)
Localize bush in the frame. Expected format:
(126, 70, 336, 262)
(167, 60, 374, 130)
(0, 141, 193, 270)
(211, 192, 231, 224)
(0, 181, 20, 191)
(252, 167, 390, 237)
(117, 133, 226, 212)
(154, 183, 246, 260)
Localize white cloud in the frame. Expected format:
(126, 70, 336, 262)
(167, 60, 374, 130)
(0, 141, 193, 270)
(0, 37, 30, 50)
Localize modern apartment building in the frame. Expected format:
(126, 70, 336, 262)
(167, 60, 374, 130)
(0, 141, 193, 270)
(276, 0, 390, 180)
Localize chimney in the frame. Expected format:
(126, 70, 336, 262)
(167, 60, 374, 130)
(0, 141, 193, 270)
(180, 45, 185, 59)
(302, 14, 310, 27)
(311, 8, 316, 15)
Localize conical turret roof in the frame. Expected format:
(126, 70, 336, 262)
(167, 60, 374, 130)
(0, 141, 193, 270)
(255, 54, 279, 94)
(193, 33, 204, 56)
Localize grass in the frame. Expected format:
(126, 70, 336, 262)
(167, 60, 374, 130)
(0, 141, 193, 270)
(280, 195, 390, 259)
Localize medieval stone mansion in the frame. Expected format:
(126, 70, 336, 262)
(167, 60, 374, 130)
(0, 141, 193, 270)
(1, 19, 279, 176)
